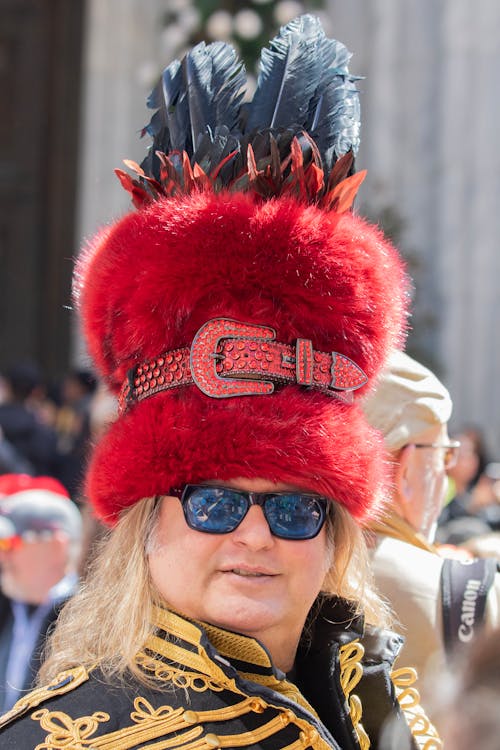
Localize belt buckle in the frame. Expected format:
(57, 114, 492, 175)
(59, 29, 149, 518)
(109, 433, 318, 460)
(190, 318, 276, 398)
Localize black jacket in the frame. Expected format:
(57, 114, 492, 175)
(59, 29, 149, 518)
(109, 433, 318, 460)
(0, 597, 440, 749)
(0, 404, 58, 476)
(0, 593, 66, 710)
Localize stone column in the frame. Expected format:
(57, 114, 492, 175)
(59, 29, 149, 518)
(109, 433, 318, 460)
(73, 0, 167, 362)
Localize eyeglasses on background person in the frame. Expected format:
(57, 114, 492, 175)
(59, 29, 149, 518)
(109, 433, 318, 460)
(410, 440, 461, 470)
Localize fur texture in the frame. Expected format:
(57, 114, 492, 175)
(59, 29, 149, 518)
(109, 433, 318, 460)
(76, 192, 409, 523)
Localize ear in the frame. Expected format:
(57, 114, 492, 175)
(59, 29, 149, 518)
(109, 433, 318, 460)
(393, 444, 416, 511)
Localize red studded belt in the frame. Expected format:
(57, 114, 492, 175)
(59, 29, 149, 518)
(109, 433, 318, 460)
(118, 318, 367, 413)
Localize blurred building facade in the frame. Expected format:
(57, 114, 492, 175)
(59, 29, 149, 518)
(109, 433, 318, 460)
(0, 0, 83, 375)
(326, 0, 500, 451)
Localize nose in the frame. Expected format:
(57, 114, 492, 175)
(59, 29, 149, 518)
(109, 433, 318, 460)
(230, 505, 274, 550)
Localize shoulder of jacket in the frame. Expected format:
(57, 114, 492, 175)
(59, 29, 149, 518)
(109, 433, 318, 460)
(375, 535, 442, 565)
(372, 539, 444, 592)
(0, 665, 89, 731)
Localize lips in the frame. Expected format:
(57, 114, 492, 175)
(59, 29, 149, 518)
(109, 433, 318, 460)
(230, 569, 267, 577)
(221, 566, 277, 578)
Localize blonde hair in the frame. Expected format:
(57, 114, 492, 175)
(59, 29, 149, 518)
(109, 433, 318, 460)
(39, 497, 391, 685)
(322, 503, 392, 627)
(39, 498, 159, 685)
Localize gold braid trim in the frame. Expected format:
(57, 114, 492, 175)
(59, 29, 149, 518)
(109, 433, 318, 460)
(200, 620, 273, 670)
(237, 671, 320, 719)
(30, 694, 330, 750)
(0, 666, 90, 731)
(145, 609, 323, 724)
(33, 708, 110, 750)
(391, 667, 443, 750)
(136, 651, 226, 692)
(32, 700, 201, 750)
(338, 640, 370, 750)
(147, 633, 230, 684)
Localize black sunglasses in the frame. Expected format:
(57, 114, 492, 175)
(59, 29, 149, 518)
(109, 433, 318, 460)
(168, 485, 329, 540)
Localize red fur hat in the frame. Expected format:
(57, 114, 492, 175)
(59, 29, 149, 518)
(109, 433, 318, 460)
(75, 16, 409, 524)
(77, 191, 408, 524)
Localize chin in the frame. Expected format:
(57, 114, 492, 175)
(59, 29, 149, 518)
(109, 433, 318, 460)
(207, 597, 282, 637)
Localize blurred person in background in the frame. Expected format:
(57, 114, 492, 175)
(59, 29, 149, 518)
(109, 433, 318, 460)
(0, 474, 69, 501)
(0, 364, 58, 477)
(87, 381, 118, 443)
(363, 350, 500, 679)
(78, 382, 118, 576)
(437, 426, 500, 540)
(0, 428, 33, 476)
(53, 369, 97, 498)
(461, 459, 500, 532)
(0, 484, 82, 711)
(435, 515, 493, 561)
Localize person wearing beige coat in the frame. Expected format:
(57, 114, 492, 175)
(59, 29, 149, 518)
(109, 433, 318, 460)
(363, 350, 500, 680)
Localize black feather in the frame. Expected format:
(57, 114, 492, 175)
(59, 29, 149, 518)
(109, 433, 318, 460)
(193, 125, 242, 177)
(245, 15, 327, 133)
(307, 57, 361, 167)
(182, 42, 243, 153)
(245, 15, 360, 171)
(136, 14, 361, 197)
(142, 42, 245, 178)
(141, 59, 185, 177)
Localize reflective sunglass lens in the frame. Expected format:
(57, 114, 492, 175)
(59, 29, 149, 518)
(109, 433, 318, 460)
(180, 486, 328, 540)
(183, 487, 247, 533)
(264, 494, 326, 540)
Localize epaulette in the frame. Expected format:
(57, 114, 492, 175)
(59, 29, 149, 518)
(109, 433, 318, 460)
(0, 665, 89, 731)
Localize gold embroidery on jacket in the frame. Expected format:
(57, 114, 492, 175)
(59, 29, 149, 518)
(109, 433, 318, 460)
(150, 608, 322, 721)
(144, 610, 323, 723)
(201, 621, 274, 670)
(237, 670, 317, 717)
(339, 639, 370, 750)
(147, 633, 230, 683)
(147, 608, 334, 750)
(391, 667, 443, 749)
(0, 666, 89, 731)
(136, 652, 225, 692)
(32, 707, 109, 749)
(30, 694, 328, 750)
(22, 610, 335, 750)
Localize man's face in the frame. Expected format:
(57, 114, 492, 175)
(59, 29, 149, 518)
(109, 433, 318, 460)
(148, 478, 331, 669)
(0, 535, 68, 604)
(400, 423, 452, 539)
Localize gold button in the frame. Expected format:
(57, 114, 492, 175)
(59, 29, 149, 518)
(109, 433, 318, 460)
(183, 710, 198, 724)
(280, 709, 296, 726)
(249, 698, 266, 713)
(205, 733, 220, 748)
(300, 728, 318, 745)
